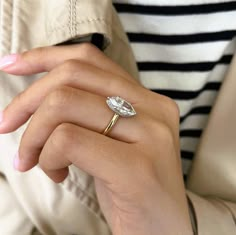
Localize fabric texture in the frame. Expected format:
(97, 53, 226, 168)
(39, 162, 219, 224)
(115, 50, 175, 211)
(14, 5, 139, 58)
(0, 0, 236, 235)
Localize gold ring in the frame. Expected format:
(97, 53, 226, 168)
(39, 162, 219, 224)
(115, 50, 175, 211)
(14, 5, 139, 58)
(103, 113, 120, 136)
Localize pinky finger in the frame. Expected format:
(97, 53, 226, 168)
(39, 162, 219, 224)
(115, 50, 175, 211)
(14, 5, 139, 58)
(40, 167, 69, 183)
(38, 123, 135, 184)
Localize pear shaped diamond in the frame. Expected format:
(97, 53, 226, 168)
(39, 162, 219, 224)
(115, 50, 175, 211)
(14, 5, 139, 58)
(106, 96, 136, 117)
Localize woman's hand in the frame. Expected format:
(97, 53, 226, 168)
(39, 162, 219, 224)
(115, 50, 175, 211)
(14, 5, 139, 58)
(0, 44, 193, 235)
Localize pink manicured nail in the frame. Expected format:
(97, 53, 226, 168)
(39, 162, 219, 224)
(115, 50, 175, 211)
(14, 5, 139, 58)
(0, 111, 3, 123)
(13, 152, 20, 170)
(0, 54, 18, 70)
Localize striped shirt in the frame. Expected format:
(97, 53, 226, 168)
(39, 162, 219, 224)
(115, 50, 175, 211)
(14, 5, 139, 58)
(113, 0, 236, 177)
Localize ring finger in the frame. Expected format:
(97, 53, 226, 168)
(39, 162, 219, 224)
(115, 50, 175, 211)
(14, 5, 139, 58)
(17, 86, 142, 172)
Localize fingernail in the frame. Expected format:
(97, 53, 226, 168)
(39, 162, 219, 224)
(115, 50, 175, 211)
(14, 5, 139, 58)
(0, 111, 3, 123)
(13, 152, 20, 170)
(0, 54, 18, 70)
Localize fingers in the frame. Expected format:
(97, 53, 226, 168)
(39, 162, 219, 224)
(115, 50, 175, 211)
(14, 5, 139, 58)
(0, 61, 141, 133)
(26, 123, 136, 183)
(16, 87, 141, 172)
(0, 44, 133, 79)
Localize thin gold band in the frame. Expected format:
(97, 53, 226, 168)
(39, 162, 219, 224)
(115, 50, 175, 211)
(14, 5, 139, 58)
(103, 113, 120, 136)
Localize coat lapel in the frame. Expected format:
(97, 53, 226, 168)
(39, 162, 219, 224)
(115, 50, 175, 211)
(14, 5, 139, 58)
(187, 52, 236, 202)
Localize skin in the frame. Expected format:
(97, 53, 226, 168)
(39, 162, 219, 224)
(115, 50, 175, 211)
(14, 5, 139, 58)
(0, 44, 193, 235)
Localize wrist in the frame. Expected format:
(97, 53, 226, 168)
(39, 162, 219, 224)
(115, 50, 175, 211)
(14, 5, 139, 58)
(112, 196, 194, 235)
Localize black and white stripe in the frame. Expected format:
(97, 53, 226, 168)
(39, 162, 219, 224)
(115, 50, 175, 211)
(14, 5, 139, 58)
(113, 0, 236, 176)
(127, 31, 236, 44)
(114, 1, 236, 15)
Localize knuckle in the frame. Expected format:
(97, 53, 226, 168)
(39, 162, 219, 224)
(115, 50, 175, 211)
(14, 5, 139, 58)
(56, 59, 85, 84)
(49, 123, 76, 153)
(45, 87, 73, 110)
(22, 47, 46, 59)
(32, 47, 46, 56)
(162, 96, 180, 121)
(165, 97, 180, 118)
(157, 122, 174, 143)
(58, 59, 80, 74)
(13, 91, 33, 113)
(148, 119, 175, 145)
(142, 119, 178, 164)
(151, 92, 180, 127)
(78, 43, 98, 58)
(106, 76, 130, 94)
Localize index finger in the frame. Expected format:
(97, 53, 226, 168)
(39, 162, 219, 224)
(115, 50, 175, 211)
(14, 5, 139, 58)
(0, 43, 133, 80)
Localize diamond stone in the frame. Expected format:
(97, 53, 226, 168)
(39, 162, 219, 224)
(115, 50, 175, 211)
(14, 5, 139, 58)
(106, 96, 136, 117)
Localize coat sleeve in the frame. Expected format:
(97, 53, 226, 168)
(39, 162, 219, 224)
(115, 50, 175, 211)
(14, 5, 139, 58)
(7, 0, 139, 81)
(186, 191, 236, 235)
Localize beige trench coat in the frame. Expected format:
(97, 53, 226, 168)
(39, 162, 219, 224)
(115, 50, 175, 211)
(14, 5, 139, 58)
(0, 1, 235, 234)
